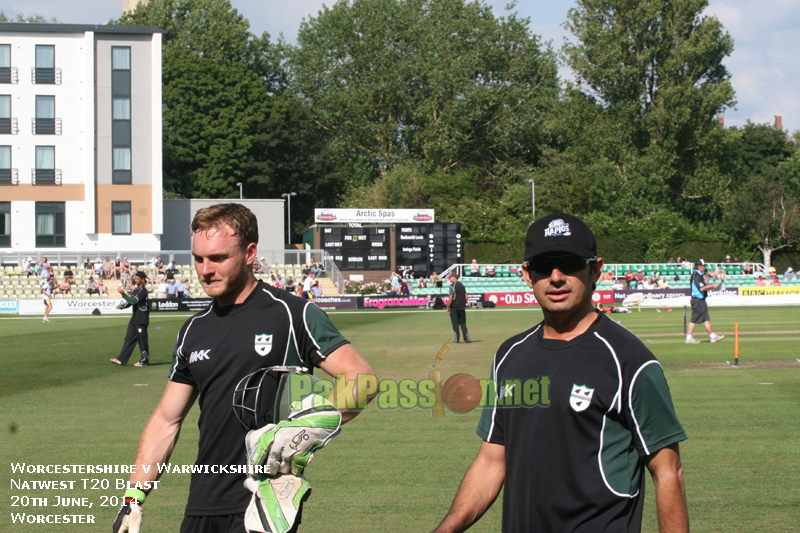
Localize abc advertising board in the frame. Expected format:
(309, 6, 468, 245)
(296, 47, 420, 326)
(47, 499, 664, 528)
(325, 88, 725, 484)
(315, 208, 435, 224)
(149, 298, 214, 312)
(312, 296, 359, 311)
(18, 299, 131, 315)
(484, 291, 614, 307)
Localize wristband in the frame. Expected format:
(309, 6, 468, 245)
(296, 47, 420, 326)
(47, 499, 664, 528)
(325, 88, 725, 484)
(124, 488, 147, 505)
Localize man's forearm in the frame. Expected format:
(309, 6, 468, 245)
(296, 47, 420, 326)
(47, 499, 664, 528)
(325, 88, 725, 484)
(653, 468, 689, 532)
(127, 412, 183, 490)
(433, 443, 505, 533)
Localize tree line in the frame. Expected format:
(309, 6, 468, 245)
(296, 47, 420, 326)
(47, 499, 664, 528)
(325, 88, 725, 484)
(115, 0, 800, 267)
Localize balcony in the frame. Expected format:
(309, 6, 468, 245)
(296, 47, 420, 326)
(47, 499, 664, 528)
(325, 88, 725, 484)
(31, 118, 62, 135)
(0, 67, 18, 84)
(31, 168, 62, 185)
(0, 118, 18, 135)
(31, 67, 62, 85)
(0, 168, 18, 185)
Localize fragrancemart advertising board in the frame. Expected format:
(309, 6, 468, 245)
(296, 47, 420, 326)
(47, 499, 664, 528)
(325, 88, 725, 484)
(315, 208, 435, 224)
(18, 299, 131, 316)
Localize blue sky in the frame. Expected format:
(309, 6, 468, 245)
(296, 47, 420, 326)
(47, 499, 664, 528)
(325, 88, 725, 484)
(4, 0, 798, 132)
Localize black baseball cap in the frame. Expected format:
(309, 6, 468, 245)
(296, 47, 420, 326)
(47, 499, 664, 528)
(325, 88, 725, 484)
(524, 213, 597, 262)
(135, 271, 147, 279)
(694, 259, 705, 267)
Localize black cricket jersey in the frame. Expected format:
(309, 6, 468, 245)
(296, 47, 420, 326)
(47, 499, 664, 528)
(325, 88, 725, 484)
(477, 312, 686, 532)
(168, 281, 349, 516)
(121, 286, 149, 325)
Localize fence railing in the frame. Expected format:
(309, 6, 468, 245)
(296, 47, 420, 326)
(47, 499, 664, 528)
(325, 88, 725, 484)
(440, 262, 768, 278)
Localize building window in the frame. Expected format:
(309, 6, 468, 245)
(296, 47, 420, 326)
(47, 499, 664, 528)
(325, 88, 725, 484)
(0, 145, 15, 185)
(34, 95, 57, 135)
(34, 45, 56, 84)
(112, 47, 132, 184)
(34, 146, 57, 184)
(35, 201, 65, 247)
(0, 202, 9, 247)
(0, 95, 15, 134)
(112, 201, 132, 235)
(0, 44, 15, 84)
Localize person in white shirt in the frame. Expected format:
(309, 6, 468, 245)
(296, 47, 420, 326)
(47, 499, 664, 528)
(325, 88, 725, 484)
(157, 278, 168, 299)
(302, 272, 315, 299)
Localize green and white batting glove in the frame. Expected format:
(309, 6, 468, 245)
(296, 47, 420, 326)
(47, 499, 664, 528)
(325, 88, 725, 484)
(243, 475, 311, 533)
(112, 489, 145, 533)
(245, 393, 341, 477)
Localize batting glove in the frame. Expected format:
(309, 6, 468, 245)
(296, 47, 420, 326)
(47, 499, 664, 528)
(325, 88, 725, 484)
(243, 475, 311, 533)
(112, 498, 143, 533)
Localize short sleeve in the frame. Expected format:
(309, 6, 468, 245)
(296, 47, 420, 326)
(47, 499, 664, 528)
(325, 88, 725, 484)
(168, 340, 196, 387)
(477, 362, 504, 444)
(627, 362, 686, 456)
(296, 303, 349, 367)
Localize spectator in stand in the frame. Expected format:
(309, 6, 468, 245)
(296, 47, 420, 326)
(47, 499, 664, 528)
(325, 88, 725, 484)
(41, 265, 52, 283)
(723, 255, 733, 264)
(636, 279, 646, 290)
(644, 278, 656, 290)
(635, 269, 645, 285)
(742, 261, 753, 275)
(111, 258, 120, 279)
(649, 268, 660, 282)
(601, 270, 614, 281)
(121, 257, 132, 278)
(611, 278, 625, 290)
(40, 257, 50, 273)
(403, 266, 414, 279)
(681, 258, 692, 268)
(470, 259, 480, 277)
(658, 276, 670, 289)
(714, 265, 727, 282)
(285, 276, 296, 293)
(768, 267, 778, 283)
(311, 280, 323, 299)
(263, 262, 273, 277)
(269, 274, 278, 287)
(625, 268, 636, 289)
(772, 276, 782, 286)
(785, 267, 796, 280)
(430, 271, 442, 288)
(302, 272, 315, 299)
(417, 276, 430, 289)
(64, 266, 74, 285)
(176, 278, 187, 299)
(59, 276, 71, 295)
(390, 274, 400, 294)
(253, 257, 264, 274)
(157, 278, 168, 299)
(24, 257, 37, 277)
(154, 256, 166, 275)
(399, 279, 410, 296)
(97, 278, 108, 295)
(755, 277, 767, 287)
(486, 263, 496, 278)
(310, 259, 322, 277)
(165, 260, 177, 280)
(166, 279, 178, 299)
(753, 267, 765, 279)
(275, 274, 285, 289)
(101, 257, 113, 279)
(87, 276, 99, 295)
(93, 258, 104, 279)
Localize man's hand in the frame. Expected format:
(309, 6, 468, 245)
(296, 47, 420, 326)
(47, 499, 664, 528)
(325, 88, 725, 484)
(112, 500, 142, 533)
(118, 285, 126, 295)
(246, 409, 341, 476)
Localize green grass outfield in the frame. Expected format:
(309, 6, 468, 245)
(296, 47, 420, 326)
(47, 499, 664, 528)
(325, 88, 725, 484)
(1, 306, 799, 532)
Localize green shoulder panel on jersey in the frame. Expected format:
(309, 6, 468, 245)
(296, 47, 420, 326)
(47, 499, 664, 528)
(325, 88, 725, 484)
(600, 414, 643, 497)
(629, 362, 687, 455)
(302, 303, 349, 358)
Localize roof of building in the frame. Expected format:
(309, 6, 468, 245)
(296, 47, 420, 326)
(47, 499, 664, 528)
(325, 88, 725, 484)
(0, 23, 164, 34)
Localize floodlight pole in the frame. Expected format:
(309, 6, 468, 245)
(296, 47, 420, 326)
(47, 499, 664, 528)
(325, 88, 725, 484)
(236, 182, 243, 199)
(527, 179, 535, 220)
(281, 192, 297, 246)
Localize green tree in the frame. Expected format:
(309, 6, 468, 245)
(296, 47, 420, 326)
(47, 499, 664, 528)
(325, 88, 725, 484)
(290, 0, 558, 174)
(116, 0, 279, 198)
(561, 0, 736, 214)
(724, 125, 800, 267)
(0, 11, 59, 22)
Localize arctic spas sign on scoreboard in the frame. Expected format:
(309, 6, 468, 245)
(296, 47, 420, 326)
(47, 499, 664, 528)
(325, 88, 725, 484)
(315, 208, 434, 224)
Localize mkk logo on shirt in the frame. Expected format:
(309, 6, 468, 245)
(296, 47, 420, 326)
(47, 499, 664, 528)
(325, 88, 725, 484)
(189, 349, 211, 363)
(569, 384, 595, 412)
(254, 334, 273, 356)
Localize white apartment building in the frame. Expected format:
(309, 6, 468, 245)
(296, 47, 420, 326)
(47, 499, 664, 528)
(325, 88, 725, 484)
(0, 23, 163, 253)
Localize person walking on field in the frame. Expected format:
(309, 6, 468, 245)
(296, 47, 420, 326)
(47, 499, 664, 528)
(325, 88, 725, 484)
(110, 271, 150, 366)
(447, 272, 470, 343)
(686, 259, 725, 344)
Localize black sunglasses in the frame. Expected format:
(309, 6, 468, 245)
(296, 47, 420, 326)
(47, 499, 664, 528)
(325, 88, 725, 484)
(526, 255, 596, 276)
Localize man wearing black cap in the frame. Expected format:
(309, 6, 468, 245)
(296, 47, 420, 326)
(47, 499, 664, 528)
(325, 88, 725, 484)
(447, 272, 470, 343)
(110, 270, 150, 366)
(686, 259, 725, 344)
(434, 213, 689, 533)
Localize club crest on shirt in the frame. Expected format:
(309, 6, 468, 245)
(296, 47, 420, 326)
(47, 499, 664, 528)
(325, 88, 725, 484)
(254, 334, 273, 356)
(569, 384, 595, 412)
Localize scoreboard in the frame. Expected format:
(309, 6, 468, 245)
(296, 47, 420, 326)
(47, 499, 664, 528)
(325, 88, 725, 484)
(320, 224, 390, 271)
(319, 222, 461, 275)
(396, 222, 462, 276)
